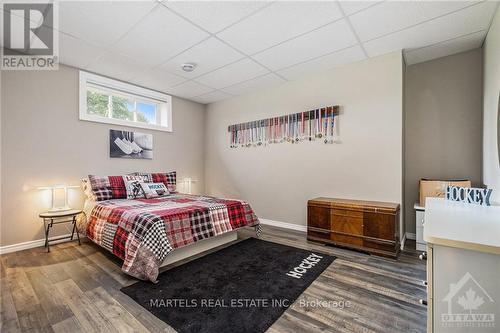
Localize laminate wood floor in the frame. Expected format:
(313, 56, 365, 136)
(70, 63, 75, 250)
(0, 225, 427, 333)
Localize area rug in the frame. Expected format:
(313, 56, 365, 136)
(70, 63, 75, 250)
(121, 238, 335, 333)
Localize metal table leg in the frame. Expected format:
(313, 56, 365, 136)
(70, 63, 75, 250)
(71, 215, 81, 245)
(46, 218, 53, 252)
(43, 218, 49, 248)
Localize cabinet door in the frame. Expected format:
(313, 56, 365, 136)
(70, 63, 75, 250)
(307, 206, 331, 230)
(363, 212, 395, 241)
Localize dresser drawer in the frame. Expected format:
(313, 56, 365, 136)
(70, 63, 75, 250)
(332, 215, 363, 236)
(416, 210, 425, 228)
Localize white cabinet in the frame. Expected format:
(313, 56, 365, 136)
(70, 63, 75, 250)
(427, 243, 500, 332)
(414, 203, 426, 251)
(424, 198, 500, 333)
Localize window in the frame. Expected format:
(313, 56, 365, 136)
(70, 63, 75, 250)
(79, 71, 172, 132)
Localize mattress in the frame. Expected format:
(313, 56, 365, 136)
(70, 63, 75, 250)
(82, 194, 260, 282)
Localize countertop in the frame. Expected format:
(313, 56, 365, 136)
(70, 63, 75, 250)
(424, 198, 500, 254)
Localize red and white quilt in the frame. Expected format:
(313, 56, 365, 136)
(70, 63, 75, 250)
(84, 194, 260, 282)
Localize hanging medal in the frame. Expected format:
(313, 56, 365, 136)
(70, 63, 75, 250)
(261, 121, 264, 146)
(285, 115, 289, 142)
(295, 113, 298, 142)
(323, 109, 328, 144)
(308, 110, 313, 140)
(252, 121, 257, 147)
(330, 107, 336, 144)
(247, 122, 251, 147)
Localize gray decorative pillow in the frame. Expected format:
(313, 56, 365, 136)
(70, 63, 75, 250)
(140, 182, 170, 198)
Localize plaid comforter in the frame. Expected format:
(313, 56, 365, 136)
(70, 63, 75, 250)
(84, 194, 260, 282)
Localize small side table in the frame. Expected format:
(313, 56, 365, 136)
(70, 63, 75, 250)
(39, 209, 82, 252)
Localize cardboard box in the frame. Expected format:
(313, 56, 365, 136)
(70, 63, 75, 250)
(419, 179, 471, 207)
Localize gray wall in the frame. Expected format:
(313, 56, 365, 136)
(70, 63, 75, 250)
(205, 52, 404, 237)
(404, 49, 483, 235)
(483, 8, 500, 204)
(1, 65, 206, 246)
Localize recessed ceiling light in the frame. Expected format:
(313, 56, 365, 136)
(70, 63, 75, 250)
(181, 63, 197, 72)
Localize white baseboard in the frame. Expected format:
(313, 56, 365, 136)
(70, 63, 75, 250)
(259, 218, 307, 232)
(400, 233, 407, 250)
(0, 233, 74, 255)
(406, 232, 416, 240)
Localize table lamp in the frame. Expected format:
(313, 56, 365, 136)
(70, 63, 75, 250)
(38, 184, 79, 212)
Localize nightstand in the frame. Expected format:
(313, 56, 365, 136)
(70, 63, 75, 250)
(39, 209, 82, 252)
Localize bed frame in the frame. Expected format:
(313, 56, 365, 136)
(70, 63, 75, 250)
(160, 231, 238, 267)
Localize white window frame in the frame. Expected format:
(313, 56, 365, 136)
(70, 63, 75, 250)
(79, 71, 172, 132)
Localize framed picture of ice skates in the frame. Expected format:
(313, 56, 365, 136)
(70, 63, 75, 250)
(109, 129, 153, 159)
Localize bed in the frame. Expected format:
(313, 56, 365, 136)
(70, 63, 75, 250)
(81, 193, 260, 282)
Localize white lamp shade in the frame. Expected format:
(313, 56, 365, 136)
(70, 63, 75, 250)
(52, 187, 68, 211)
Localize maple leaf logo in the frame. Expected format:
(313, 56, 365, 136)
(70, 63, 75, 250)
(457, 288, 485, 313)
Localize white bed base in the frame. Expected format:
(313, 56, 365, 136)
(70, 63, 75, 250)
(160, 231, 238, 267)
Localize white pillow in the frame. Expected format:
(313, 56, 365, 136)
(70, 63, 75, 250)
(140, 182, 170, 198)
(122, 175, 145, 199)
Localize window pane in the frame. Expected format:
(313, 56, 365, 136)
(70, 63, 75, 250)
(112, 96, 133, 121)
(81, 71, 171, 131)
(87, 90, 109, 117)
(136, 102, 157, 124)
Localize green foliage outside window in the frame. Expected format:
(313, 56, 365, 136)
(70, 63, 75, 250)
(112, 96, 133, 121)
(87, 91, 108, 117)
(87, 90, 150, 123)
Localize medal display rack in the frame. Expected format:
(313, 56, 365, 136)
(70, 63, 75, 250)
(228, 105, 340, 148)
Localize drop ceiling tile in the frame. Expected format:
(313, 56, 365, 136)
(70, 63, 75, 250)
(338, 1, 383, 16)
(191, 90, 232, 104)
(363, 1, 498, 58)
(58, 1, 157, 47)
(163, 1, 269, 33)
(405, 30, 486, 65)
(221, 73, 285, 96)
(58, 33, 105, 69)
(350, 1, 478, 42)
(217, 1, 343, 55)
(277, 45, 366, 80)
(168, 80, 214, 99)
(87, 51, 149, 82)
(130, 68, 187, 92)
(113, 5, 209, 66)
(194, 58, 269, 89)
(253, 20, 357, 71)
(161, 38, 245, 79)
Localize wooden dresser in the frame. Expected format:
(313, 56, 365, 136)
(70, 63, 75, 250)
(307, 197, 400, 258)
